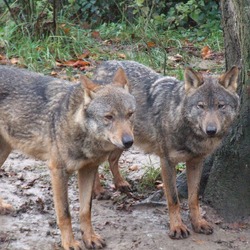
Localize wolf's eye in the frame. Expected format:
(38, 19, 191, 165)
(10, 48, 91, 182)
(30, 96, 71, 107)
(218, 103, 225, 109)
(197, 103, 205, 109)
(127, 111, 134, 119)
(105, 115, 113, 121)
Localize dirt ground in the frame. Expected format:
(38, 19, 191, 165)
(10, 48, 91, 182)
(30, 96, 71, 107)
(0, 149, 249, 250)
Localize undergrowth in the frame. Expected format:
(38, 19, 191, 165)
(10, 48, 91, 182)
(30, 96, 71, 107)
(0, 0, 223, 75)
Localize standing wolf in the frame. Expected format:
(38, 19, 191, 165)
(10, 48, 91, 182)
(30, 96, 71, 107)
(0, 65, 136, 249)
(93, 61, 240, 239)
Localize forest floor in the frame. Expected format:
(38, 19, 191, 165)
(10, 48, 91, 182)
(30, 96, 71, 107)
(0, 33, 249, 249)
(0, 149, 249, 250)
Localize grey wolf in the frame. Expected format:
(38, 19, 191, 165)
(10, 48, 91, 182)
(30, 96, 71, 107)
(93, 60, 240, 239)
(0, 65, 136, 249)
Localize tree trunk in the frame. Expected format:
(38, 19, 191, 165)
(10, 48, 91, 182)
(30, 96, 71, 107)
(203, 0, 250, 221)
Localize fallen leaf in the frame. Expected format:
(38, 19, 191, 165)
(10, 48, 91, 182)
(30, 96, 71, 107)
(50, 71, 58, 76)
(78, 50, 91, 59)
(73, 60, 90, 68)
(192, 238, 205, 245)
(26, 177, 39, 188)
(10, 57, 19, 65)
(201, 45, 212, 59)
(238, 236, 247, 242)
(103, 40, 112, 45)
(147, 41, 156, 48)
(118, 53, 126, 59)
(99, 174, 105, 180)
(228, 222, 248, 230)
(59, 60, 78, 67)
(129, 165, 139, 171)
(56, 59, 90, 70)
(214, 219, 223, 225)
(63, 27, 70, 34)
(168, 54, 183, 62)
(55, 61, 63, 67)
(91, 31, 101, 40)
(156, 183, 164, 189)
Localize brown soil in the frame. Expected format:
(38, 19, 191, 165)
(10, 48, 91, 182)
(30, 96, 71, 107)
(0, 150, 249, 250)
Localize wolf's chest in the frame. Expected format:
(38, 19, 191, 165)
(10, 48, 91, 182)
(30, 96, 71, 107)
(169, 136, 221, 164)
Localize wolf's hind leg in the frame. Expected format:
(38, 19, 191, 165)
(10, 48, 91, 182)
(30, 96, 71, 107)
(93, 172, 111, 200)
(109, 148, 131, 192)
(93, 148, 129, 199)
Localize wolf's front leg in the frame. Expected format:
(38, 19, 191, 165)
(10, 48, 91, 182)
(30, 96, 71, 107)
(49, 160, 82, 250)
(186, 158, 213, 235)
(78, 165, 106, 249)
(161, 158, 190, 239)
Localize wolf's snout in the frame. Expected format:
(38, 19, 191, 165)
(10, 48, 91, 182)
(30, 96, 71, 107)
(122, 134, 134, 149)
(206, 125, 217, 136)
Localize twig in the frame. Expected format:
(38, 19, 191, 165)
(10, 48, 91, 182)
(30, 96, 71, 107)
(3, 0, 18, 25)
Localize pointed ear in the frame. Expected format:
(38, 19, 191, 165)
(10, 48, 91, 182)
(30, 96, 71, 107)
(184, 67, 204, 92)
(112, 67, 130, 92)
(80, 75, 99, 105)
(219, 66, 239, 92)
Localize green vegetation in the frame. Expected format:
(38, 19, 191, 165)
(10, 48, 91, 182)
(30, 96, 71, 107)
(138, 165, 161, 192)
(0, 0, 223, 76)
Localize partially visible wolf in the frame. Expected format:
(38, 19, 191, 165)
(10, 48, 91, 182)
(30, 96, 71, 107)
(93, 61, 240, 239)
(0, 65, 136, 249)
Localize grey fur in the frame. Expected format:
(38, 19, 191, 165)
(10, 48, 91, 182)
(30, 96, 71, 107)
(93, 60, 240, 239)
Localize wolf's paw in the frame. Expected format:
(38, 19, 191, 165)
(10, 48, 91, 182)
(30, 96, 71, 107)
(169, 223, 190, 239)
(192, 219, 213, 235)
(115, 179, 131, 193)
(62, 239, 82, 250)
(0, 199, 13, 215)
(83, 233, 106, 249)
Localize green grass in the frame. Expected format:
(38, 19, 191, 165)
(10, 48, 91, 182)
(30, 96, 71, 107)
(138, 165, 161, 192)
(0, 12, 223, 76)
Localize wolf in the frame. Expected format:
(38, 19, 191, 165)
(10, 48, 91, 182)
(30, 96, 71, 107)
(0, 65, 136, 249)
(93, 60, 240, 239)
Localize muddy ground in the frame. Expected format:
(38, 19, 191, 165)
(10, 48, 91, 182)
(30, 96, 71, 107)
(0, 149, 249, 250)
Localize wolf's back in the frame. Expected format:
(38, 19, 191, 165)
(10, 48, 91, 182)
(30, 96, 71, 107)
(93, 60, 160, 86)
(0, 66, 77, 142)
(93, 60, 182, 110)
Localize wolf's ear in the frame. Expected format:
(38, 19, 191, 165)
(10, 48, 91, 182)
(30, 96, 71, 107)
(112, 67, 130, 92)
(80, 75, 99, 105)
(184, 67, 204, 92)
(219, 66, 239, 92)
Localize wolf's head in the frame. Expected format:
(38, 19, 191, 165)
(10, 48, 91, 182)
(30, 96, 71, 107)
(184, 66, 240, 138)
(76, 68, 136, 150)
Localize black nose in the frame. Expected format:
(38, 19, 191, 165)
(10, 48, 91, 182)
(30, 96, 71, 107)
(122, 135, 134, 149)
(206, 125, 217, 136)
